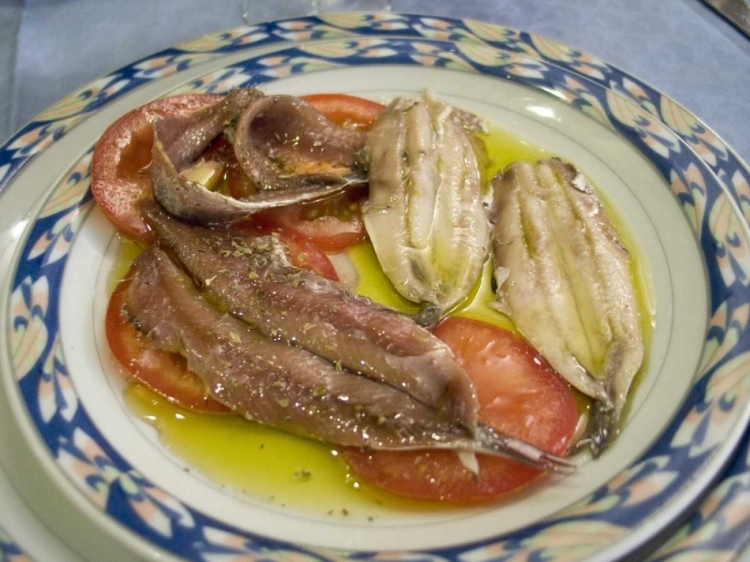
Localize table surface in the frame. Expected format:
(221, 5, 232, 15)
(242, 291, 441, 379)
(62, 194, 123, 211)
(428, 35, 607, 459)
(0, 1, 748, 561)
(2, 0, 749, 163)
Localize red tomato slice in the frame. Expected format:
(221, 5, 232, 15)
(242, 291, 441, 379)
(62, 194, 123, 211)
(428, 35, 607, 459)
(251, 189, 367, 253)
(230, 222, 340, 281)
(105, 264, 230, 413)
(277, 229, 340, 281)
(343, 317, 578, 503)
(91, 94, 222, 243)
(302, 93, 385, 130)
(248, 94, 385, 252)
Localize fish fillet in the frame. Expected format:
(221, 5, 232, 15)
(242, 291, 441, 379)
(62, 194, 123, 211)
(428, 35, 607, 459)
(490, 159, 644, 455)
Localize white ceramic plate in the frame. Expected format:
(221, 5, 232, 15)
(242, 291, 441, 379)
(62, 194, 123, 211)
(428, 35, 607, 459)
(1, 13, 748, 562)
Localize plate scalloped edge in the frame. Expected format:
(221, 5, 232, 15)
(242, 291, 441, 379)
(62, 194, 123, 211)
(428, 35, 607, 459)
(2, 13, 750, 562)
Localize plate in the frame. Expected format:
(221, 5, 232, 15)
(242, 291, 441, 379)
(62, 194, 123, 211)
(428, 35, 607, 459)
(1, 13, 749, 562)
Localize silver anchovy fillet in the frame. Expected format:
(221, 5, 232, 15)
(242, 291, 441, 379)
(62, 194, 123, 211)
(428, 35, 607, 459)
(363, 91, 489, 314)
(490, 159, 645, 456)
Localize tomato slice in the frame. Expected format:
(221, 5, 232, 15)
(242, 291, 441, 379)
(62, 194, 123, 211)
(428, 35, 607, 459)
(248, 94, 384, 252)
(230, 222, 340, 281)
(106, 264, 230, 413)
(277, 229, 340, 281)
(302, 93, 385, 130)
(251, 189, 367, 253)
(91, 94, 222, 243)
(343, 317, 578, 502)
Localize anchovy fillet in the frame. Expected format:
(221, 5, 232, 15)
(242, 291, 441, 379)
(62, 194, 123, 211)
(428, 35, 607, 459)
(125, 248, 464, 448)
(140, 200, 478, 433)
(133, 208, 575, 473)
(363, 91, 489, 313)
(151, 89, 367, 225)
(233, 94, 367, 195)
(490, 159, 644, 455)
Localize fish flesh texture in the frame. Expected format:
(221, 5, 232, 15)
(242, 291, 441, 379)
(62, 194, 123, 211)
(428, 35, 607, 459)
(363, 91, 489, 314)
(489, 159, 644, 455)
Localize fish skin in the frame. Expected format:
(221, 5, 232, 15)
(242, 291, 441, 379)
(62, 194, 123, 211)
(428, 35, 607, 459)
(152, 142, 350, 224)
(363, 91, 489, 313)
(123, 247, 576, 473)
(151, 90, 367, 225)
(139, 200, 479, 435)
(125, 248, 466, 448)
(490, 159, 644, 455)
(232, 94, 367, 195)
(155, 88, 262, 170)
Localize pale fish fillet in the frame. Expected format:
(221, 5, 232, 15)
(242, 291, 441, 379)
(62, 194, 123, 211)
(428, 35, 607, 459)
(363, 91, 489, 314)
(490, 159, 645, 455)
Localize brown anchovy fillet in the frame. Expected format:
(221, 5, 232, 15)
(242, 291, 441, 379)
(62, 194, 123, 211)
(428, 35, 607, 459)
(151, 89, 365, 224)
(124, 247, 575, 472)
(140, 199, 477, 432)
(156, 88, 261, 171)
(490, 159, 644, 456)
(363, 91, 489, 313)
(124, 248, 465, 448)
(232, 94, 367, 195)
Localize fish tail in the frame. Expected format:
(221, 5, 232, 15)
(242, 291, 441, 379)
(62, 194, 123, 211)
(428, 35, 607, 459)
(474, 424, 577, 474)
(572, 398, 618, 458)
(412, 304, 442, 328)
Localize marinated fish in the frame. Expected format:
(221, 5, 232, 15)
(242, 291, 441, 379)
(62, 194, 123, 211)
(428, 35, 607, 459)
(363, 91, 489, 313)
(134, 208, 574, 472)
(490, 159, 644, 455)
(125, 248, 465, 448)
(140, 199, 477, 432)
(232, 94, 367, 195)
(151, 89, 367, 224)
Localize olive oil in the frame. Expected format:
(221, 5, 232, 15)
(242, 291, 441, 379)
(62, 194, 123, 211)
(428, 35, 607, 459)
(117, 123, 653, 513)
(480, 126, 553, 179)
(125, 383, 361, 514)
(347, 242, 421, 314)
(124, 380, 453, 516)
(106, 237, 142, 293)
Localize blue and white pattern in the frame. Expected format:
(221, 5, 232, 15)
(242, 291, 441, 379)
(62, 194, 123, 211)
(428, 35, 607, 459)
(2, 14, 749, 562)
(0, 526, 33, 562)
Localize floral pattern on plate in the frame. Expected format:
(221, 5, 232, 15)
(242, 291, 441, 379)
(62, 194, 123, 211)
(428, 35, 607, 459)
(2, 15, 749, 562)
